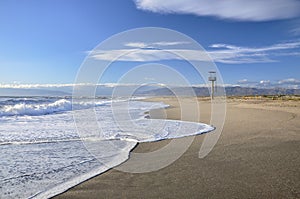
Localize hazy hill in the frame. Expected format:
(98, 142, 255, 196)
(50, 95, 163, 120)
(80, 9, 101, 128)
(140, 86, 300, 96)
(1, 86, 299, 97)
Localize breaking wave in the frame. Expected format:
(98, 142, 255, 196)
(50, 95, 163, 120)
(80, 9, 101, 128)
(0, 99, 108, 117)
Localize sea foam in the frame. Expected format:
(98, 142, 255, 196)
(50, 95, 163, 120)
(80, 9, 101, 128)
(0, 97, 214, 198)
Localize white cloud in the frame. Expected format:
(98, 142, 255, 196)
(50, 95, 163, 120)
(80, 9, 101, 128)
(0, 83, 79, 89)
(236, 78, 300, 88)
(237, 79, 258, 84)
(210, 42, 300, 52)
(2, 80, 299, 90)
(123, 41, 190, 48)
(260, 80, 271, 85)
(90, 41, 300, 64)
(134, 0, 300, 21)
(236, 79, 270, 87)
(207, 41, 300, 63)
(278, 78, 300, 85)
(90, 48, 211, 62)
(0, 83, 130, 89)
(124, 42, 148, 48)
(152, 41, 190, 46)
(237, 79, 249, 84)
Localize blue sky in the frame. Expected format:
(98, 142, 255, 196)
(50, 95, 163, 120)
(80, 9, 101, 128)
(0, 0, 300, 88)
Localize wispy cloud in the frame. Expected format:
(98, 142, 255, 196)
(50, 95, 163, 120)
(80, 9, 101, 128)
(237, 79, 258, 84)
(124, 42, 148, 48)
(0, 83, 129, 89)
(289, 19, 300, 36)
(278, 78, 300, 85)
(90, 49, 210, 62)
(0, 83, 79, 89)
(1, 79, 299, 90)
(134, 0, 300, 22)
(237, 78, 300, 89)
(208, 41, 300, 63)
(210, 42, 300, 52)
(290, 27, 300, 36)
(90, 41, 300, 64)
(124, 41, 189, 48)
(238, 79, 273, 87)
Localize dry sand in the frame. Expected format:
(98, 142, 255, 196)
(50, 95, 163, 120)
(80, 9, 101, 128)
(54, 97, 300, 198)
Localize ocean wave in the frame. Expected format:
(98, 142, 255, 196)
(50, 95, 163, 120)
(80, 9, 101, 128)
(0, 99, 215, 199)
(0, 99, 108, 117)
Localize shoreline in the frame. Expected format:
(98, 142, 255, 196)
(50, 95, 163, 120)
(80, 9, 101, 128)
(41, 97, 212, 198)
(54, 96, 300, 198)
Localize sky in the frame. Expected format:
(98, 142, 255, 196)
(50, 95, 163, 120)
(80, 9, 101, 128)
(0, 0, 300, 88)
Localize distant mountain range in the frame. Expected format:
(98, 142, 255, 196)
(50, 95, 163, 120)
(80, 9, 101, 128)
(141, 86, 300, 96)
(1, 85, 299, 97)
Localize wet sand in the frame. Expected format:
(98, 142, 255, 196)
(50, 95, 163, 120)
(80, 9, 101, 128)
(54, 97, 300, 198)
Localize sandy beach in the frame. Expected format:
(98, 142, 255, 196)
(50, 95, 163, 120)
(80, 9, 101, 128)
(55, 97, 300, 198)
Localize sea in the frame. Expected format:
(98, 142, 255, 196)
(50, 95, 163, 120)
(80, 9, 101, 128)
(0, 96, 214, 198)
